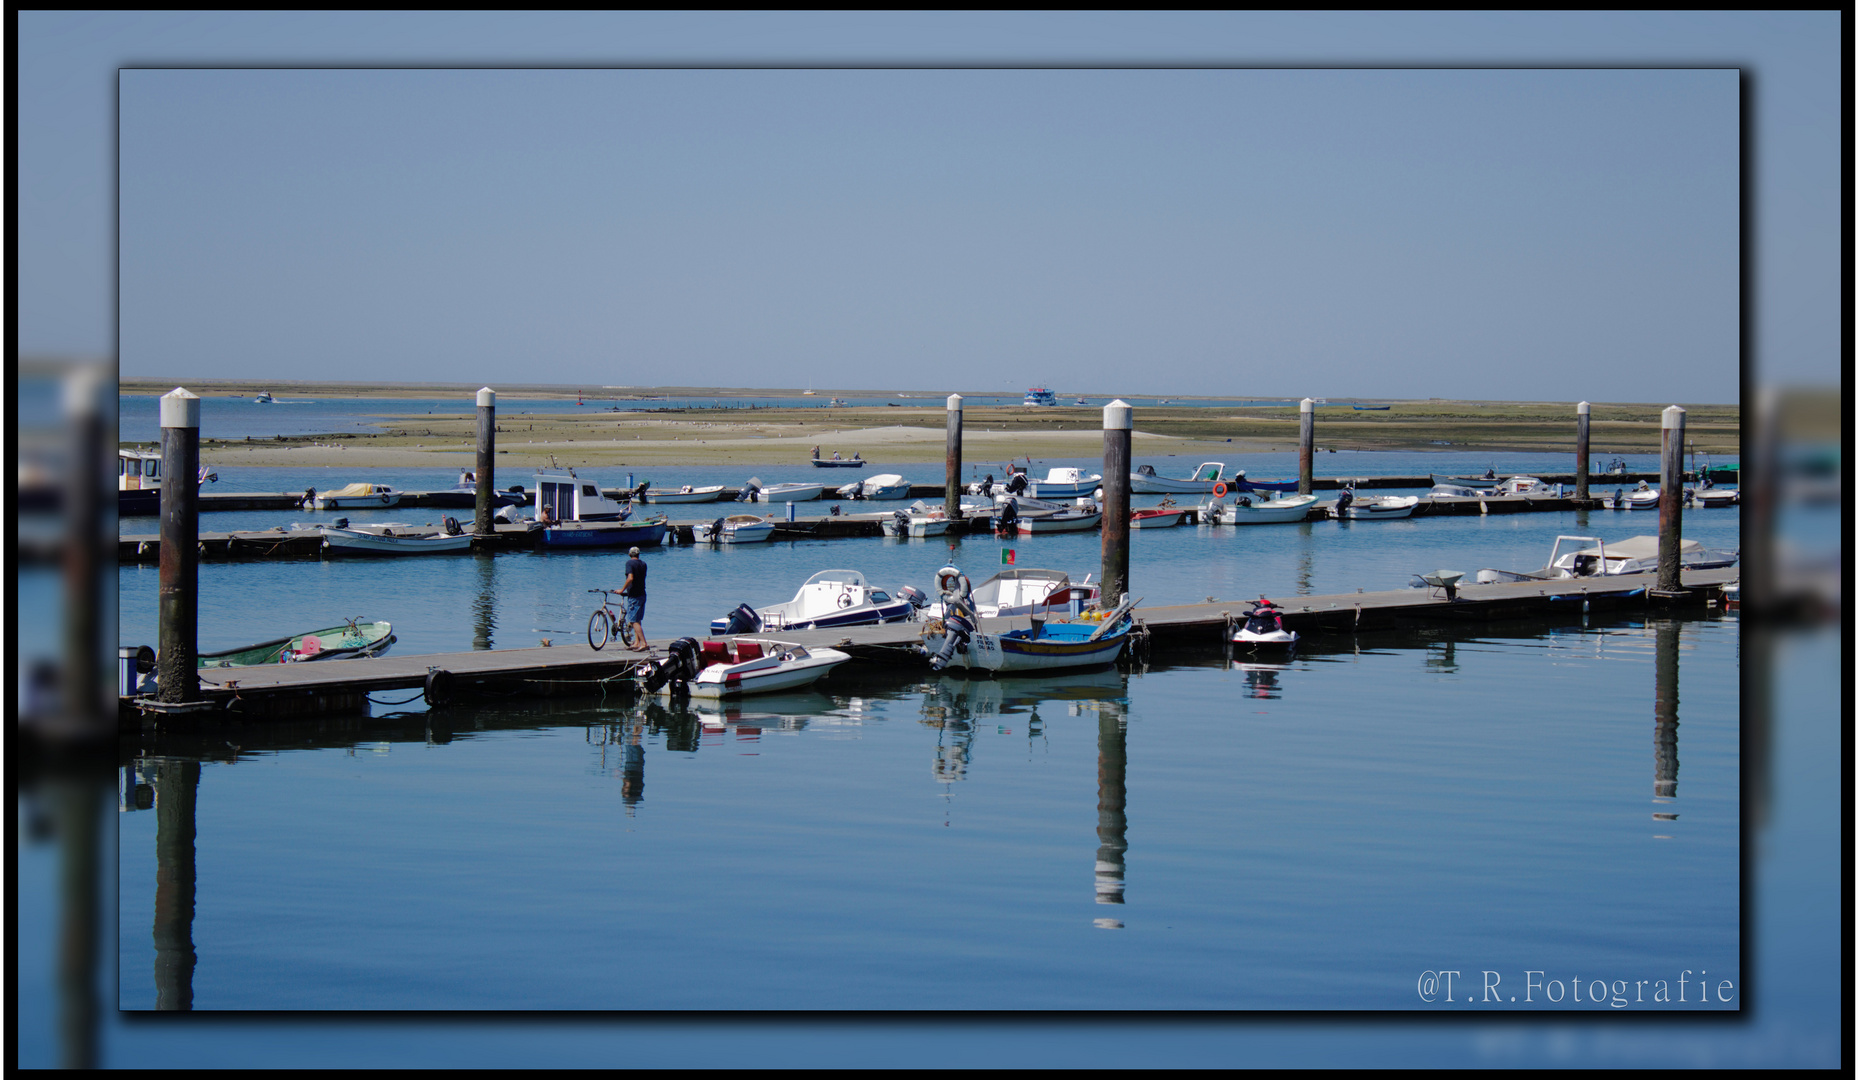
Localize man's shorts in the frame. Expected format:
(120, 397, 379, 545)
(622, 595, 646, 625)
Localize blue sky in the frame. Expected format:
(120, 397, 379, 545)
(17, 13, 1841, 405)
(115, 66, 1740, 401)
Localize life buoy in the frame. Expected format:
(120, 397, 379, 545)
(380, 493, 392, 505)
(838, 590, 855, 609)
(1212, 482, 1229, 497)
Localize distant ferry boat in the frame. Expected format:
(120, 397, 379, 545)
(1024, 387, 1057, 406)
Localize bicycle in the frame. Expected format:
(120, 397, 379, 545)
(587, 589, 646, 651)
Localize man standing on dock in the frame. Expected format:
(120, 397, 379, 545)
(619, 546, 649, 653)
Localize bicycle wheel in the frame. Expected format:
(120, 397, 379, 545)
(588, 608, 612, 650)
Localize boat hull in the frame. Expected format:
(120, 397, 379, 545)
(316, 494, 402, 509)
(198, 621, 395, 667)
(1129, 510, 1185, 528)
(810, 459, 866, 468)
(743, 484, 825, 502)
(1339, 496, 1419, 520)
(924, 621, 1128, 674)
(537, 521, 669, 548)
(1214, 494, 1319, 525)
(881, 516, 951, 537)
(1016, 509, 1103, 534)
(321, 528, 472, 554)
(643, 486, 727, 504)
(686, 647, 850, 698)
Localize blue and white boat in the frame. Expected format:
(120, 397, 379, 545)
(1023, 387, 1058, 406)
(710, 569, 921, 635)
(537, 519, 669, 550)
(1026, 467, 1103, 498)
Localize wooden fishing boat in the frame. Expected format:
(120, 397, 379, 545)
(320, 526, 473, 554)
(197, 619, 395, 667)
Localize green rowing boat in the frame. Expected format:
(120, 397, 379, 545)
(197, 620, 395, 668)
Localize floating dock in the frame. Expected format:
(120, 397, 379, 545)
(122, 568, 1735, 726)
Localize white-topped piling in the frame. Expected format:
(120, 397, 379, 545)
(945, 394, 964, 520)
(1575, 401, 1591, 501)
(474, 388, 496, 535)
(1657, 405, 1686, 592)
(1101, 400, 1132, 605)
(157, 388, 201, 702)
(1298, 398, 1315, 495)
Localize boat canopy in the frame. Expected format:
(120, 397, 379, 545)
(1571, 535, 1703, 561)
(325, 482, 387, 498)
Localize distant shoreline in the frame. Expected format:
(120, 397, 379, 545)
(119, 378, 1740, 468)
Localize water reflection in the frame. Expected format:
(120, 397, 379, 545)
(149, 758, 201, 1010)
(471, 551, 496, 650)
(1095, 709, 1128, 917)
(1652, 619, 1681, 820)
(1230, 660, 1289, 699)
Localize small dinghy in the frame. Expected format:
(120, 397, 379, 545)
(640, 484, 728, 504)
(1203, 491, 1319, 525)
(320, 523, 472, 555)
(1231, 599, 1297, 649)
(694, 514, 777, 543)
(1622, 482, 1662, 510)
(1129, 498, 1186, 528)
(198, 619, 395, 667)
(737, 479, 825, 503)
(1334, 491, 1420, 520)
(1130, 462, 1225, 495)
(640, 636, 851, 699)
(881, 506, 952, 537)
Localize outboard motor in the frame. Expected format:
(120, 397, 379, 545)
(1335, 488, 1355, 514)
(643, 636, 704, 695)
(979, 474, 994, 497)
(897, 585, 929, 611)
(632, 481, 651, 502)
(1005, 471, 1028, 496)
(891, 509, 911, 533)
(706, 517, 727, 543)
(720, 603, 761, 635)
(332, 517, 349, 529)
(441, 516, 462, 536)
(927, 611, 976, 672)
(737, 480, 761, 503)
(995, 499, 1019, 536)
(300, 487, 317, 509)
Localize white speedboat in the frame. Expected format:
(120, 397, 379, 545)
(320, 525, 472, 555)
(1231, 600, 1297, 648)
(1493, 476, 1551, 495)
(1335, 493, 1420, 520)
(1130, 462, 1226, 495)
(1623, 483, 1661, 510)
(737, 479, 825, 503)
(835, 473, 911, 500)
(1428, 483, 1487, 499)
(922, 566, 1098, 621)
(313, 483, 402, 509)
(253, 391, 276, 404)
(641, 484, 727, 504)
(710, 569, 921, 634)
(694, 514, 777, 543)
(1202, 492, 1318, 525)
(1474, 534, 1739, 584)
(640, 636, 851, 699)
(1691, 487, 1739, 508)
(1026, 467, 1104, 499)
(881, 507, 952, 537)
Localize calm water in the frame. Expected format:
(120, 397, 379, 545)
(119, 614, 1738, 1011)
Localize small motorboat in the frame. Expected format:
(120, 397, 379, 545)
(921, 591, 1135, 674)
(640, 484, 728, 504)
(320, 525, 473, 555)
(1130, 462, 1225, 495)
(1623, 482, 1661, 510)
(253, 391, 276, 404)
(738, 479, 825, 502)
(881, 507, 952, 538)
(1690, 487, 1740, 508)
(1203, 492, 1319, 525)
(835, 473, 911, 500)
(537, 518, 669, 549)
(1493, 476, 1552, 495)
(1016, 504, 1103, 534)
(1231, 599, 1297, 649)
(198, 619, 395, 667)
(313, 483, 402, 510)
(1025, 467, 1104, 499)
(1129, 500, 1186, 528)
(640, 636, 851, 699)
(694, 514, 777, 543)
(1334, 491, 1420, 520)
(1443, 470, 1503, 489)
(1474, 534, 1739, 584)
(921, 566, 1097, 621)
(709, 569, 922, 634)
(810, 455, 867, 468)
(1428, 483, 1487, 499)
(425, 471, 528, 508)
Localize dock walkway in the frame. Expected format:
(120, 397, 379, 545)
(126, 568, 1735, 725)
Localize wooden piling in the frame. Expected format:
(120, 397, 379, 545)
(1575, 400, 1591, 501)
(156, 389, 200, 703)
(945, 393, 964, 520)
(1100, 399, 1132, 606)
(1298, 397, 1315, 495)
(62, 366, 109, 731)
(473, 387, 496, 535)
(1657, 405, 1686, 592)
